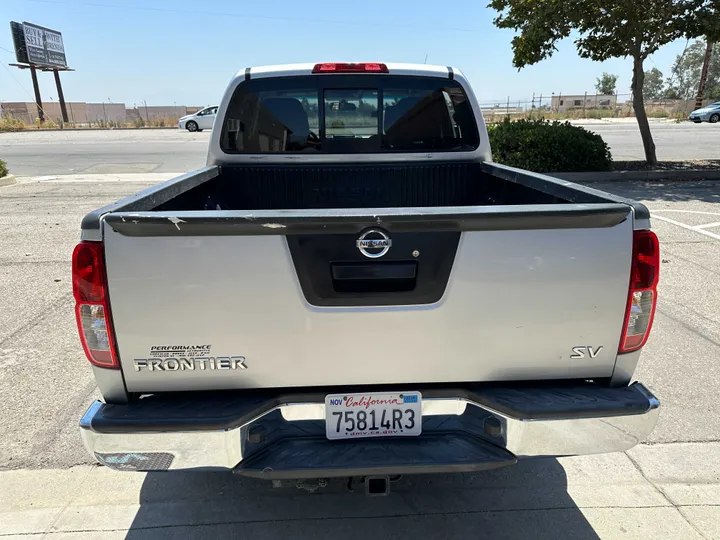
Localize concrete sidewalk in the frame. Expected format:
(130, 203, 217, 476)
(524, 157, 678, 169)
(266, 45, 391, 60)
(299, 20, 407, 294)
(1, 442, 718, 540)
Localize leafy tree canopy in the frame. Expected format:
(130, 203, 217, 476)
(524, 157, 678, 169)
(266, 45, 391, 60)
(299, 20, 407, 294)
(643, 68, 667, 99)
(488, 1, 707, 67)
(667, 40, 720, 99)
(595, 73, 618, 95)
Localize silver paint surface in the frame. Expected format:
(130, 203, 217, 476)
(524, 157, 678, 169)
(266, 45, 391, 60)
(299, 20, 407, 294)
(103, 215, 633, 393)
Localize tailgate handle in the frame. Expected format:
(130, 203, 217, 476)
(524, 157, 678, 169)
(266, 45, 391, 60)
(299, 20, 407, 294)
(331, 262, 417, 293)
(331, 262, 417, 281)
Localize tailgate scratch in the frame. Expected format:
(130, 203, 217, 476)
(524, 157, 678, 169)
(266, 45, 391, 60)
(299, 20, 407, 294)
(167, 216, 186, 230)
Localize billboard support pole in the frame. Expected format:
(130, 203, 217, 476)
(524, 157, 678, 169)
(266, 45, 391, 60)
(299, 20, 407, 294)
(53, 69, 69, 123)
(29, 65, 44, 123)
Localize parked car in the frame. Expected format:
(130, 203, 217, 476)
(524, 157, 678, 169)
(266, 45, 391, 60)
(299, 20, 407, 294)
(688, 101, 720, 123)
(178, 106, 218, 131)
(76, 62, 660, 495)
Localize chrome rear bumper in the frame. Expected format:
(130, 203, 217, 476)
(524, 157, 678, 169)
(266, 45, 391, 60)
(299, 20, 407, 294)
(80, 382, 659, 476)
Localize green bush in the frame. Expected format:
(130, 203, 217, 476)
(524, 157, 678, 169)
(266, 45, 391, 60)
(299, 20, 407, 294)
(0, 159, 8, 178)
(487, 118, 612, 173)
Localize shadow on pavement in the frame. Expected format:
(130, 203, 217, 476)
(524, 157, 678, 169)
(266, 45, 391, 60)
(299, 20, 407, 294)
(124, 458, 600, 540)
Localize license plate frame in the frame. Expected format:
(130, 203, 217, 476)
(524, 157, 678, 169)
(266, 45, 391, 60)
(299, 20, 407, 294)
(324, 391, 422, 440)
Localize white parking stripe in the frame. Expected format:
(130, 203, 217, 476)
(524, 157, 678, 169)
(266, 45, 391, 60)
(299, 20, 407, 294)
(650, 209, 720, 216)
(651, 214, 720, 240)
(695, 221, 720, 229)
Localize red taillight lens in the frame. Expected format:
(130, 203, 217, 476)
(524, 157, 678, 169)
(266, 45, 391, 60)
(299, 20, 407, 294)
(72, 242, 105, 302)
(312, 62, 389, 74)
(619, 230, 659, 353)
(72, 242, 119, 368)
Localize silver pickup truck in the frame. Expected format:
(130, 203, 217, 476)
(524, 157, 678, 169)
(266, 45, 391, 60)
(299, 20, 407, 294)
(76, 62, 660, 494)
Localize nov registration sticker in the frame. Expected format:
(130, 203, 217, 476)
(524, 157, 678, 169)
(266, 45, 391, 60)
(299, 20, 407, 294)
(324, 392, 422, 440)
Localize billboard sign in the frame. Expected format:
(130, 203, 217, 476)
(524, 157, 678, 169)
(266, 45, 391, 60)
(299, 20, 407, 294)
(9, 21, 67, 67)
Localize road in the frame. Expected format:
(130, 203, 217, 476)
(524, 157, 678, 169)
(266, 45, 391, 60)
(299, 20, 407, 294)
(1, 121, 719, 176)
(0, 130, 207, 176)
(1, 170, 719, 538)
(585, 121, 720, 161)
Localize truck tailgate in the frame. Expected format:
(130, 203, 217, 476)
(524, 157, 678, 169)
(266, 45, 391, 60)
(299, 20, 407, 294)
(102, 205, 633, 392)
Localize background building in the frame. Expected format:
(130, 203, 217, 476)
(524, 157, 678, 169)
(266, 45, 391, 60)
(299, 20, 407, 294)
(550, 94, 617, 112)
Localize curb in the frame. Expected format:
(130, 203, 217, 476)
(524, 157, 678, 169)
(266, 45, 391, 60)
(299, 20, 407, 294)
(553, 169, 720, 182)
(0, 174, 17, 187)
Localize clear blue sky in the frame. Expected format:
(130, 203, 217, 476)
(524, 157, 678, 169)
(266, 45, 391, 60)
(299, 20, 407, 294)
(1, 0, 689, 107)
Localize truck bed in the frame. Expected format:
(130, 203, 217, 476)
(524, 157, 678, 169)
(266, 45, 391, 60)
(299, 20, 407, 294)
(153, 161, 569, 211)
(83, 161, 647, 221)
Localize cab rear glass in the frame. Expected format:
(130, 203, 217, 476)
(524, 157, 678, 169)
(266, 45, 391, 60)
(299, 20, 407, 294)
(220, 75, 479, 154)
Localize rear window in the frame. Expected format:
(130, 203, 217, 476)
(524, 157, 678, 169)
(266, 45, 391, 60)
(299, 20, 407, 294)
(221, 75, 479, 154)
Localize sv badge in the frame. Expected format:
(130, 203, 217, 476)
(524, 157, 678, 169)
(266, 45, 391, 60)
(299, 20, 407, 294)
(570, 346, 603, 359)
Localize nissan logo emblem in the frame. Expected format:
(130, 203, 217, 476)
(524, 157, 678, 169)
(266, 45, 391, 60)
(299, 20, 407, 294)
(356, 229, 392, 258)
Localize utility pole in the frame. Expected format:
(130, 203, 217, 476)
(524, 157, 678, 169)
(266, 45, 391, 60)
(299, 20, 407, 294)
(694, 40, 713, 111)
(29, 65, 44, 123)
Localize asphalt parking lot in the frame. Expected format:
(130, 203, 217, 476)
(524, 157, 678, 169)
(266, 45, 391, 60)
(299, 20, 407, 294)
(1, 171, 719, 538)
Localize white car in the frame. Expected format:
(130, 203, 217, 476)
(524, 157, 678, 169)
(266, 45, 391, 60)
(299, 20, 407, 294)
(178, 106, 218, 132)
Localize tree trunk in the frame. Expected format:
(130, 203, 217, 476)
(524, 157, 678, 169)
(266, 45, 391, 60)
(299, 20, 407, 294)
(694, 40, 713, 110)
(631, 55, 657, 166)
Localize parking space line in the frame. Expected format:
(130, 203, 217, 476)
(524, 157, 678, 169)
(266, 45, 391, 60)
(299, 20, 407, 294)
(695, 222, 720, 230)
(650, 209, 720, 216)
(651, 214, 720, 240)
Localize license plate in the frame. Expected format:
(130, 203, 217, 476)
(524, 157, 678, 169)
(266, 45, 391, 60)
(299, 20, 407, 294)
(325, 391, 422, 440)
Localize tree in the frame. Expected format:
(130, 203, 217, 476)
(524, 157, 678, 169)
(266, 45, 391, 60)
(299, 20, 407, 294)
(643, 68, 667, 99)
(487, 0, 711, 165)
(595, 73, 619, 95)
(667, 40, 720, 99)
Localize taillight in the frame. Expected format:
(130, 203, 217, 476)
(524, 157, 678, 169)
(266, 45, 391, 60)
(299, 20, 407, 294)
(312, 62, 389, 74)
(619, 230, 659, 353)
(72, 242, 119, 368)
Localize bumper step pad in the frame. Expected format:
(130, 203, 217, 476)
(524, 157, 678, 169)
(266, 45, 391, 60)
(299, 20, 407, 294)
(234, 434, 517, 479)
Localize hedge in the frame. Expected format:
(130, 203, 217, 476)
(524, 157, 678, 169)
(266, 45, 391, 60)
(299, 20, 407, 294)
(487, 119, 612, 173)
(0, 159, 7, 178)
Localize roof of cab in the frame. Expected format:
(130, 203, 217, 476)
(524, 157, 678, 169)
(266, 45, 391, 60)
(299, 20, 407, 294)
(243, 63, 460, 80)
